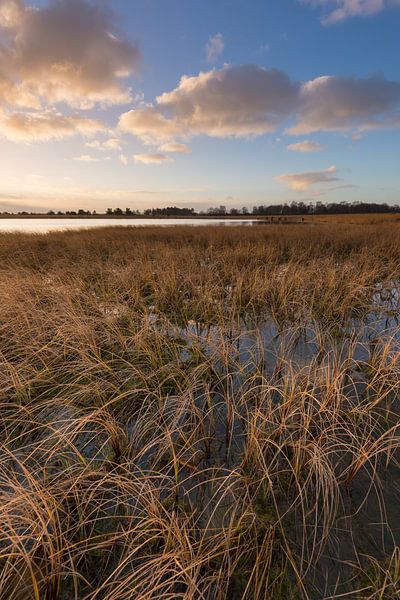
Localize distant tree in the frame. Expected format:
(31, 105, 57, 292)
(145, 206, 195, 217)
(106, 208, 113, 215)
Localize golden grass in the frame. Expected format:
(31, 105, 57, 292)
(0, 222, 399, 599)
(306, 213, 400, 225)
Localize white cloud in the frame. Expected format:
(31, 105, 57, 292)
(287, 140, 325, 152)
(0, 0, 139, 109)
(119, 154, 129, 165)
(205, 33, 225, 64)
(133, 153, 173, 165)
(158, 142, 192, 154)
(301, 0, 385, 24)
(276, 165, 340, 191)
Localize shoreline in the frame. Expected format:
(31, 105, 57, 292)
(0, 214, 270, 220)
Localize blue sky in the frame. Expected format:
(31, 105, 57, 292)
(0, 0, 399, 211)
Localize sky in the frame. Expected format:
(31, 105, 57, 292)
(0, 0, 399, 212)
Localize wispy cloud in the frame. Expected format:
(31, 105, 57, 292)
(205, 33, 225, 64)
(158, 142, 192, 154)
(86, 138, 126, 152)
(0, 109, 103, 142)
(287, 140, 325, 152)
(133, 153, 173, 165)
(74, 154, 111, 163)
(301, 0, 385, 25)
(257, 43, 271, 54)
(276, 165, 341, 191)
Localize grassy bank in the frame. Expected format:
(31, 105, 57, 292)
(0, 222, 399, 599)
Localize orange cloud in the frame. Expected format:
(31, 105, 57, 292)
(276, 166, 340, 191)
(158, 142, 192, 154)
(119, 105, 182, 144)
(0, 108, 103, 141)
(133, 153, 173, 165)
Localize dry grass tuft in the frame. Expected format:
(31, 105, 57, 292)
(0, 222, 399, 598)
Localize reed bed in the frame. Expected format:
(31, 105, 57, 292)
(0, 222, 399, 599)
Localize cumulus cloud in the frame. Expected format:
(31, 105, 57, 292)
(119, 105, 182, 144)
(0, 108, 103, 141)
(289, 74, 400, 134)
(133, 153, 173, 165)
(276, 165, 340, 191)
(287, 140, 325, 152)
(301, 0, 385, 24)
(157, 66, 299, 137)
(0, 0, 139, 109)
(119, 65, 299, 142)
(205, 34, 225, 64)
(159, 142, 192, 154)
(119, 65, 400, 143)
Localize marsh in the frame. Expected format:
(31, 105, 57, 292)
(0, 220, 399, 599)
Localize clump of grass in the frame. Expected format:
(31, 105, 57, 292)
(0, 221, 399, 598)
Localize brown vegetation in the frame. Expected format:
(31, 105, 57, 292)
(0, 222, 399, 599)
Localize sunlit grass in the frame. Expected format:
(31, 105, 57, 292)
(0, 222, 399, 598)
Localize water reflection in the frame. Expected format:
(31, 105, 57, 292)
(0, 218, 265, 233)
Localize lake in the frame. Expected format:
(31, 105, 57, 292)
(0, 218, 260, 233)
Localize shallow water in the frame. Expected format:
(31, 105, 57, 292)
(0, 217, 263, 233)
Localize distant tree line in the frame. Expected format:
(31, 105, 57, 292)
(203, 201, 400, 216)
(143, 207, 196, 216)
(249, 201, 400, 216)
(1, 201, 399, 217)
